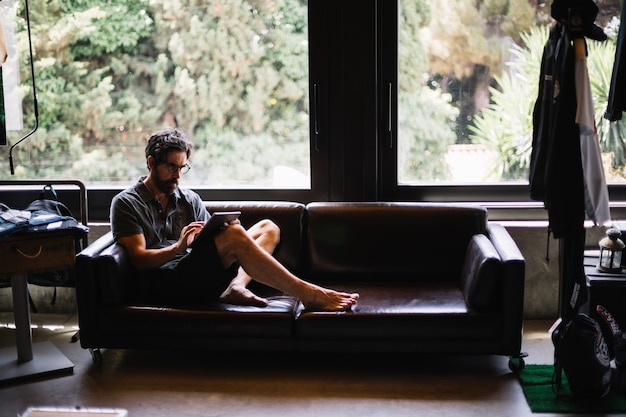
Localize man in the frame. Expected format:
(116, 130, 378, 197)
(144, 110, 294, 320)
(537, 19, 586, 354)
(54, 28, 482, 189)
(111, 127, 359, 311)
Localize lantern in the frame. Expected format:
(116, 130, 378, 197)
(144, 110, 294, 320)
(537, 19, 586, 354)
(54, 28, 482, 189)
(598, 228, 625, 273)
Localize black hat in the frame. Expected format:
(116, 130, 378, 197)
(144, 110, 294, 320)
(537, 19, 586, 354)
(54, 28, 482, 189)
(551, 0, 607, 41)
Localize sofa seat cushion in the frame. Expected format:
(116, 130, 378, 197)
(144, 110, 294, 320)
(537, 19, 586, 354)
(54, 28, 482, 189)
(98, 295, 299, 339)
(295, 283, 500, 341)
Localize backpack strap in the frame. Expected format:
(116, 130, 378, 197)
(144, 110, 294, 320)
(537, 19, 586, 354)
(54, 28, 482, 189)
(40, 184, 59, 201)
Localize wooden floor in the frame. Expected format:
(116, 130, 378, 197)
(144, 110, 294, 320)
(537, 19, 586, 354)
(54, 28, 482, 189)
(0, 314, 611, 417)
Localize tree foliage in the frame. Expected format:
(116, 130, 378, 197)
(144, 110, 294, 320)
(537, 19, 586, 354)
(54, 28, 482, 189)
(1, 0, 310, 184)
(470, 24, 626, 180)
(398, 87, 459, 182)
(3, 0, 625, 185)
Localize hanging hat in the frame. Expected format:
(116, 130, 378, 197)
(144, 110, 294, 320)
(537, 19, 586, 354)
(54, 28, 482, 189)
(551, 0, 607, 41)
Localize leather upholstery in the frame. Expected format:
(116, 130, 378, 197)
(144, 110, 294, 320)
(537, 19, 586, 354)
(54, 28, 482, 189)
(75, 202, 525, 358)
(305, 202, 488, 282)
(461, 234, 502, 310)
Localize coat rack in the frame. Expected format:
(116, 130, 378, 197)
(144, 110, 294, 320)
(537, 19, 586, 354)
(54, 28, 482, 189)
(531, 0, 611, 320)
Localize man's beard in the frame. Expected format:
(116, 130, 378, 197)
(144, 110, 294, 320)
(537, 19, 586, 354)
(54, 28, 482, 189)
(156, 175, 178, 195)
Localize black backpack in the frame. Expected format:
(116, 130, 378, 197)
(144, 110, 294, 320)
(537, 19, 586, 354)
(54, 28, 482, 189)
(25, 185, 88, 303)
(552, 311, 612, 400)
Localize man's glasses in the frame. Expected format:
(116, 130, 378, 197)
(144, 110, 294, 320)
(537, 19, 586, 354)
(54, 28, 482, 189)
(160, 162, 191, 175)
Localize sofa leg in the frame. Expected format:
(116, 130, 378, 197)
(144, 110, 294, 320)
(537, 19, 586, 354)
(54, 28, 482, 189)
(508, 352, 528, 373)
(89, 348, 103, 367)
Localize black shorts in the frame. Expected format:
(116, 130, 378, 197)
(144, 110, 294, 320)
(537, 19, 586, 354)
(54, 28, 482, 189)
(137, 234, 238, 305)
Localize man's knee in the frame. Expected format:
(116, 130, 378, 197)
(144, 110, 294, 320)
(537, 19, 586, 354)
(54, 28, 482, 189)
(214, 224, 251, 261)
(221, 223, 250, 244)
(257, 219, 281, 244)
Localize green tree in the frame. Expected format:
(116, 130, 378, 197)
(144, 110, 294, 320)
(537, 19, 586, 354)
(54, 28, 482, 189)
(398, 0, 458, 182)
(589, 36, 626, 178)
(1, 0, 311, 184)
(468, 26, 546, 180)
(398, 87, 459, 182)
(417, 0, 536, 145)
(470, 24, 626, 181)
(147, 0, 310, 183)
(1, 0, 153, 180)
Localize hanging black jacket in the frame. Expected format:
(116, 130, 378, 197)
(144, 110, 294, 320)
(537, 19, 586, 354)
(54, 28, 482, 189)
(529, 24, 586, 239)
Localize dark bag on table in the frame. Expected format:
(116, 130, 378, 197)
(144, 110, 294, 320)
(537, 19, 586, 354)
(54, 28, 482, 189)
(0, 202, 30, 239)
(25, 184, 74, 220)
(24, 185, 89, 304)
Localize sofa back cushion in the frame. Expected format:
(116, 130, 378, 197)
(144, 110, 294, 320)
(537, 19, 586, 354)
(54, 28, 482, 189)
(304, 202, 488, 282)
(203, 201, 306, 274)
(461, 234, 502, 310)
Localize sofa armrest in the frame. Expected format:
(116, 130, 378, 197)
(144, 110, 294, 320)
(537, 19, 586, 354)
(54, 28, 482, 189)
(461, 234, 502, 311)
(97, 239, 137, 305)
(76, 231, 115, 303)
(488, 223, 525, 265)
(76, 231, 137, 306)
(75, 231, 116, 345)
(487, 222, 526, 355)
(77, 230, 115, 259)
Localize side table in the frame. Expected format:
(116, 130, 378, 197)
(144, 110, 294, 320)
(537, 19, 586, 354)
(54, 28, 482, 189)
(0, 229, 76, 383)
(584, 253, 626, 329)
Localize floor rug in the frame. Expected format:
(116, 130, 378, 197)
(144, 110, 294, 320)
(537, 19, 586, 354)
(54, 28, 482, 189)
(518, 364, 626, 413)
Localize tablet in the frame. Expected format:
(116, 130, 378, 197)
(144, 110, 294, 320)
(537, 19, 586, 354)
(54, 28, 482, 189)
(192, 211, 241, 246)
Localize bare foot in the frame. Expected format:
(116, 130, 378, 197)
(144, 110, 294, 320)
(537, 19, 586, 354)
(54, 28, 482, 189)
(301, 287, 359, 312)
(219, 285, 269, 307)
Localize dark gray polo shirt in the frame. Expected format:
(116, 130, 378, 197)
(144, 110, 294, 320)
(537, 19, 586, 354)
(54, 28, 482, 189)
(111, 177, 209, 250)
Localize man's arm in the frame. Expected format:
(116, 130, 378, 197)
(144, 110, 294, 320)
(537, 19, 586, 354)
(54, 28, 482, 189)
(117, 221, 205, 270)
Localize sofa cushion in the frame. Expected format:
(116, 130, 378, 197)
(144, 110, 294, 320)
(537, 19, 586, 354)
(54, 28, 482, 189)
(305, 202, 488, 282)
(99, 295, 299, 340)
(461, 234, 502, 310)
(294, 282, 502, 353)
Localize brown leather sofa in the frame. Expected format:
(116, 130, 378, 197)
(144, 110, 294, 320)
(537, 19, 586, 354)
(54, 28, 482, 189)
(75, 201, 526, 369)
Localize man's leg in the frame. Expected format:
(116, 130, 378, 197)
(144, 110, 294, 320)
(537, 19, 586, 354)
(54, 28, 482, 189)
(219, 219, 280, 306)
(214, 224, 359, 311)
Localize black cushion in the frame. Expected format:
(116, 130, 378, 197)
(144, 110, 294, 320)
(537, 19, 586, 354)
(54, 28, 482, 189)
(461, 234, 502, 310)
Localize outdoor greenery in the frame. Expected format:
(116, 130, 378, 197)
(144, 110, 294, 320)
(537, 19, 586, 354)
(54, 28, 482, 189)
(402, 0, 626, 183)
(2, 0, 311, 185)
(470, 23, 626, 181)
(469, 26, 548, 181)
(1, 0, 625, 184)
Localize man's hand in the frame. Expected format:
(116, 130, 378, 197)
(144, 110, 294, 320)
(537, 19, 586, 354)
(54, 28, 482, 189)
(180, 221, 206, 250)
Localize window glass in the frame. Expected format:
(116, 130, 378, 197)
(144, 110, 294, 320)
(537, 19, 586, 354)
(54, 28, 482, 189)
(0, 0, 311, 188)
(398, 0, 626, 185)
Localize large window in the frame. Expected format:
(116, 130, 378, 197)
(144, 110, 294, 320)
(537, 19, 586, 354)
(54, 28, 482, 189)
(3, 0, 626, 221)
(0, 0, 312, 189)
(396, 0, 626, 186)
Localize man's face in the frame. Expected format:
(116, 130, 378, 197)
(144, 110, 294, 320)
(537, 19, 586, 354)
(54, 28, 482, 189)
(152, 150, 188, 195)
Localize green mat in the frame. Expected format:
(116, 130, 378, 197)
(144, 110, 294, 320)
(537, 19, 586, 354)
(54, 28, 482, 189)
(519, 364, 626, 413)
